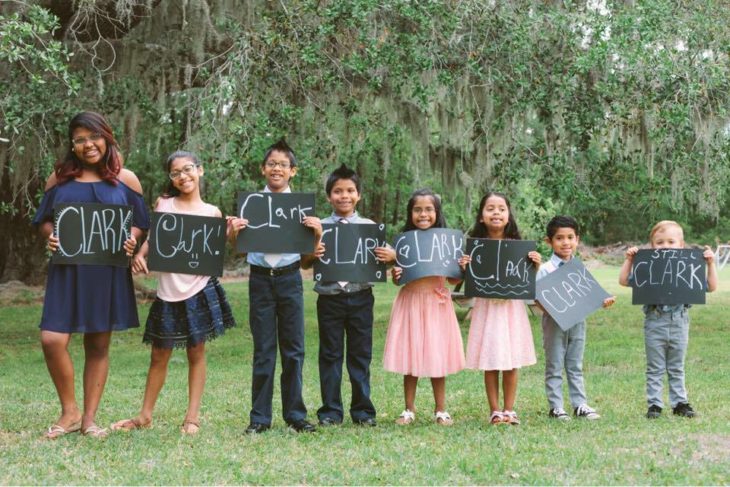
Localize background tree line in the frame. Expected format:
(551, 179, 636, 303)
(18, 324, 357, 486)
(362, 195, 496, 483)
(1, 0, 729, 284)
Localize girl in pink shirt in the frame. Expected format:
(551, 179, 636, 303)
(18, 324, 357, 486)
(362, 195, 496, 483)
(111, 151, 245, 434)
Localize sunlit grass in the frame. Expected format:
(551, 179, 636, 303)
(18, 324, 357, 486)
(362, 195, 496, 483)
(1, 266, 729, 484)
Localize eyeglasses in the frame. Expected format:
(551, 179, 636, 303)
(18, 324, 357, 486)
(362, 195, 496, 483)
(264, 161, 292, 169)
(72, 133, 104, 145)
(169, 163, 200, 180)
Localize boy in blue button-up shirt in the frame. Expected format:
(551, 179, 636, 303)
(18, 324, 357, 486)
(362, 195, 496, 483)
(241, 140, 322, 434)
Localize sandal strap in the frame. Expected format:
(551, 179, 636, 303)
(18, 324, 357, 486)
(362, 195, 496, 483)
(434, 411, 452, 421)
(112, 418, 151, 431)
(399, 409, 415, 420)
(82, 425, 109, 437)
(503, 410, 520, 424)
(47, 424, 66, 434)
(489, 411, 504, 421)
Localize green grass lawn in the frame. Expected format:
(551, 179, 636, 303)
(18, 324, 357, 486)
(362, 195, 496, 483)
(2, 266, 730, 484)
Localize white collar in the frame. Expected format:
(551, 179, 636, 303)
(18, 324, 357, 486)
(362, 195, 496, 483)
(263, 185, 291, 193)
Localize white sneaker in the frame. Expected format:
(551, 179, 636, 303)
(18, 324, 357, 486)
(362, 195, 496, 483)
(574, 404, 600, 420)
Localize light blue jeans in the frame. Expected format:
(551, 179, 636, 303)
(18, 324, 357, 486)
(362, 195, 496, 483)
(643, 307, 690, 408)
(542, 318, 588, 410)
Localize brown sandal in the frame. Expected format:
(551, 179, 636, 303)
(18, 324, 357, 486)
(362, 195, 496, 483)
(181, 420, 200, 435)
(110, 418, 152, 432)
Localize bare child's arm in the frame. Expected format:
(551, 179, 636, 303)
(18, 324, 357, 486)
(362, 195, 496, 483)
(704, 245, 719, 292)
(374, 246, 396, 265)
(300, 241, 325, 269)
(528, 250, 542, 270)
(226, 216, 248, 241)
(618, 246, 639, 286)
(300, 216, 323, 269)
(131, 240, 150, 274)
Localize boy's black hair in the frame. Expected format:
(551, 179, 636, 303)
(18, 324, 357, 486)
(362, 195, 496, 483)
(325, 163, 361, 195)
(402, 188, 446, 232)
(262, 138, 297, 167)
(546, 215, 580, 239)
(469, 191, 522, 239)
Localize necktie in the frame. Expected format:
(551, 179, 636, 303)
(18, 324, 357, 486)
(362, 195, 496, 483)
(337, 218, 349, 288)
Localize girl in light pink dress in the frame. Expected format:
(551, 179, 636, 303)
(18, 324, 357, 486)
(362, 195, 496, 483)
(383, 189, 465, 426)
(460, 192, 541, 426)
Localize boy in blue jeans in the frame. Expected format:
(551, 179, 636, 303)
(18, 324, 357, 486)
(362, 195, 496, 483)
(302, 164, 394, 427)
(619, 220, 718, 418)
(242, 140, 321, 434)
(537, 216, 615, 421)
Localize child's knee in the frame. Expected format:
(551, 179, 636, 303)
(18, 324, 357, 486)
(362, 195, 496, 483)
(150, 346, 173, 366)
(186, 343, 206, 363)
(84, 334, 111, 358)
(40, 333, 66, 353)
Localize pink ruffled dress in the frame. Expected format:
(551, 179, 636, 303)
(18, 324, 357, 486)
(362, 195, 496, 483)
(465, 298, 536, 371)
(383, 276, 465, 377)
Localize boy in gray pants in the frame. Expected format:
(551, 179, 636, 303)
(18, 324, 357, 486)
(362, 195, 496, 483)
(537, 216, 615, 420)
(619, 220, 718, 418)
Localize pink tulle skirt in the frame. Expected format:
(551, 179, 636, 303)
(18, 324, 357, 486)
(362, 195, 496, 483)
(383, 276, 465, 377)
(465, 297, 536, 371)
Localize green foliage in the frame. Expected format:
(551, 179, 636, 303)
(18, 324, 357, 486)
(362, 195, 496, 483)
(0, 3, 79, 213)
(3, 0, 730, 282)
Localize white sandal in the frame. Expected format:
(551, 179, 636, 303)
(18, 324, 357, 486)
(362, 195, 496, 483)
(503, 410, 520, 425)
(489, 410, 504, 425)
(434, 411, 453, 426)
(395, 409, 415, 425)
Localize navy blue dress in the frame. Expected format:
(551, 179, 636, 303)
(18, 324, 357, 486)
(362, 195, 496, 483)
(33, 180, 150, 334)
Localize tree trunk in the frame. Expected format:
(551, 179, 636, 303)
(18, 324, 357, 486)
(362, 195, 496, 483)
(0, 169, 48, 285)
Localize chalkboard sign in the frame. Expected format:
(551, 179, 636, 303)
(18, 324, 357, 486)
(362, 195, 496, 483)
(313, 223, 387, 283)
(464, 239, 537, 299)
(393, 228, 464, 285)
(52, 203, 133, 267)
(236, 192, 316, 253)
(147, 212, 227, 277)
(631, 249, 706, 305)
(536, 258, 611, 331)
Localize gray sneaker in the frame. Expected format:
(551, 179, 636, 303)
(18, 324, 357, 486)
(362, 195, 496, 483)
(548, 408, 571, 421)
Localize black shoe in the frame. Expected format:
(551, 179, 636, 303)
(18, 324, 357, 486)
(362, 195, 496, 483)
(318, 417, 342, 427)
(288, 419, 317, 433)
(646, 405, 662, 419)
(245, 422, 270, 434)
(672, 402, 696, 418)
(354, 418, 377, 427)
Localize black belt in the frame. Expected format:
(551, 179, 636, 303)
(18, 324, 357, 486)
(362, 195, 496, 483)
(250, 261, 300, 277)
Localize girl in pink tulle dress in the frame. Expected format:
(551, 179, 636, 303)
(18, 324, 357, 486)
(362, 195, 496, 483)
(459, 192, 541, 426)
(383, 189, 465, 426)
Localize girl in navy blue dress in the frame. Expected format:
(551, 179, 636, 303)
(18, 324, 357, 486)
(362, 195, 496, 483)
(33, 112, 149, 439)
